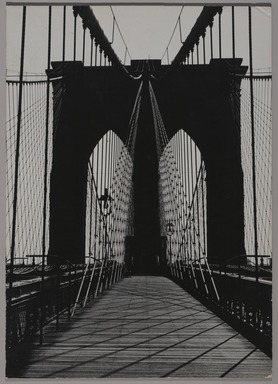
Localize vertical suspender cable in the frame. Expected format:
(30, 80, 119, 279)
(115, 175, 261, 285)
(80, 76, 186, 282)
(40, 5, 52, 345)
(73, 9, 77, 61)
(210, 22, 213, 59)
(9, 4, 27, 312)
(108, 132, 112, 191)
(232, 6, 235, 59)
(186, 134, 191, 206)
(42, 6, 52, 256)
(202, 33, 206, 64)
(109, 131, 113, 190)
(248, 6, 259, 284)
(89, 159, 94, 257)
(100, 142, 105, 262)
(90, 37, 94, 66)
(110, 137, 117, 256)
(201, 160, 206, 255)
(190, 139, 195, 258)
(177, 136, 184, 256)
(104, 134, 108, 190)
(231, 7, 239, 138)
(107, 132, 112, 246)
(195, 144, 201, 259)
(62, 6, 66, 62)
(104, 138, 109, 261)
(218, 9, 222, 58)
(181, 133, 187, 231)
(186, 135, 193, 265)
(181, 138, 188, 263)
(175, 136, 183, 252)
(82, 25, 86, 64)
(100, 137, 104, 199)
(95, 43, 98, 66)
(94, 144, 100, 263)
(100, 49, 102, 66)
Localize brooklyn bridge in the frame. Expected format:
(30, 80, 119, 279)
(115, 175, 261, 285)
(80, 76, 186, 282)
(5, 4, 272, 379)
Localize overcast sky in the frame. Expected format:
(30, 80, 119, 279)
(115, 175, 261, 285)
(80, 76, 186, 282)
(6, 4, 271, 77)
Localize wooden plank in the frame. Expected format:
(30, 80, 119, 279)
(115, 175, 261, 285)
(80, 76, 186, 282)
(18, 276, 271, 379)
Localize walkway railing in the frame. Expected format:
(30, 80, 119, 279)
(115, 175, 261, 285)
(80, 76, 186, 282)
(166, 258, 272, 357)
(6, 255, 125, 351)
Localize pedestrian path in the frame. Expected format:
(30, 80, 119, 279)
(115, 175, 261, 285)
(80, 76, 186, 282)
(21, 275, 272, 378)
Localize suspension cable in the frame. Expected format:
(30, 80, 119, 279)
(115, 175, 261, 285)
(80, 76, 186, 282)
(248, 7, 259, 284)
(110, 6, 132, 61)
(161, 6, 184, 61)
(10, 5, 26, 280)
(73, 6, 140, 80)
(159, 6, 222, 79)
(42, 5, 52, 256)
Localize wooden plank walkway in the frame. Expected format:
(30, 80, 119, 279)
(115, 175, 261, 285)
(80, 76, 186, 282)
(20, 276, 271, 379)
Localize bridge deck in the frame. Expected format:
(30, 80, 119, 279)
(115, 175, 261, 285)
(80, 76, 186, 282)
(20, 276, 271, 379)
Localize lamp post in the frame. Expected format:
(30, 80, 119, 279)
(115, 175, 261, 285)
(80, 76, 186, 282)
(99, 188, 113, 259)
(166, 221, 174, 264)
(97, 188, 113, 294)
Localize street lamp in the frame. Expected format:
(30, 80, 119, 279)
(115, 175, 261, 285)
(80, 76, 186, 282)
(99, 188, 113, 216)
(166, 221, 174, 264)
(99, 188, 113, 259)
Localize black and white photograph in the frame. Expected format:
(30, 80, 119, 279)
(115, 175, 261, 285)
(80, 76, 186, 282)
(5, 0, 272, 380)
